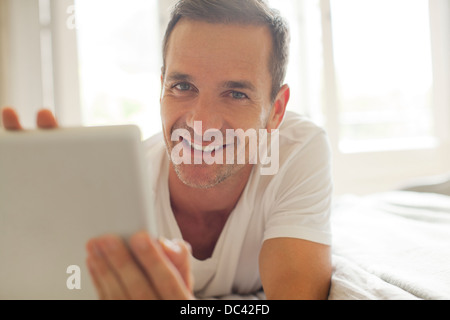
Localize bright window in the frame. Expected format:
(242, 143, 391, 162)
(74, 0, 440, 154)
(268, 0, 324, 125)
(9, 0, 447, 195)
(330, 0, 435, 152)
(75, 0, 162, 139)
(270, 0, 436, 153)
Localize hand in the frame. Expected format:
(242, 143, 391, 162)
(1, 107, 58, 130)
(86, 232, 195, 300)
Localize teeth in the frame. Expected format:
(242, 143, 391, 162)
(185, 138, 223, 153)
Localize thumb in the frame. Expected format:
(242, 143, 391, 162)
(158, 238, 194, 292)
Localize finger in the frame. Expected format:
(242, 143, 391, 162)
(159, 238, 194, 291)
(96, 235, 157, 300)
(86, 239, 128, 300)
(1, 107, 23, 130)
(86, 255, 107, 300)
(37, 108, 58, 129)
(130, 232, 194, 300)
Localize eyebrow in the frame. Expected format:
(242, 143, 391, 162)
(221, 80, 256, 93)
(165, 72, 256, 92)
(165, 72, 194, 83)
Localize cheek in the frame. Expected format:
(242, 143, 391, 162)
(160, 102, 169, 127)
(160, 99, 180, 130)
(225, 105, 269, 133)
(160, 99, 180, 146)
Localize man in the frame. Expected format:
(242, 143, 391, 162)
(1, 0, 332, 299)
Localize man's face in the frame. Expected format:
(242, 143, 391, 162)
(161, 19, 275, 189)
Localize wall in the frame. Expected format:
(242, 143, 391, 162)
(0, 0, 9, 113)
(0, 0, 43, 128)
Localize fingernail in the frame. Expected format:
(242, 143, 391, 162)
(184, 241, 192, 254)
(159, 238, 182, 253)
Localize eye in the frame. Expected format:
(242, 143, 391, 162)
(230, 91, 248, 100)
(174, 82, 192, 91)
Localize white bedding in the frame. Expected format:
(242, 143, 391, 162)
(329, 191, 450, 300)
(209, 191, 450, 300)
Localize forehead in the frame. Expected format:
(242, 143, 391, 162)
(165, 19, 273, 86)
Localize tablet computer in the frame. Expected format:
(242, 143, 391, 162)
(0, 125, 156, 300)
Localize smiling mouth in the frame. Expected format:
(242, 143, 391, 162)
(181, 137, 229, 153)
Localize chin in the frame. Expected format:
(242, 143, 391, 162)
(172, 162, 239, 189)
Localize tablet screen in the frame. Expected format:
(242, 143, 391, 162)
(0, 125, 156, 299)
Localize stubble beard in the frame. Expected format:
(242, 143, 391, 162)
(164, 113, 269, 189)
(168, 152, 245, 189)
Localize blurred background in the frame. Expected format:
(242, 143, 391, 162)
(0, 0, 449, 196)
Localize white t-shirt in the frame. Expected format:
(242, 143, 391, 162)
(143, 111, 333, 298)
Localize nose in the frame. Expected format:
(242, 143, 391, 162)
(186, 95, 224, 136)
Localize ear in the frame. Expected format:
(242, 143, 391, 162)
(266, 84, 290, 131)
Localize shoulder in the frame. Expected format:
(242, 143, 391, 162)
(276, 111, 331, 172)
(248, 112, 333, 246)
(256, 111, 333, 210)
(143, 132, 165, 153)
(143, 132, 168, 164)
(252, 111, 332, 202)
(279, 111, 328, 150)
(142, 132, 168, 181)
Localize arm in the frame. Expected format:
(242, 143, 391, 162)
(259, 237, 332, 300)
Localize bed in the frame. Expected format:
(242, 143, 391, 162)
(211, 176, 450, 301)
(329, 185, 450, 300)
